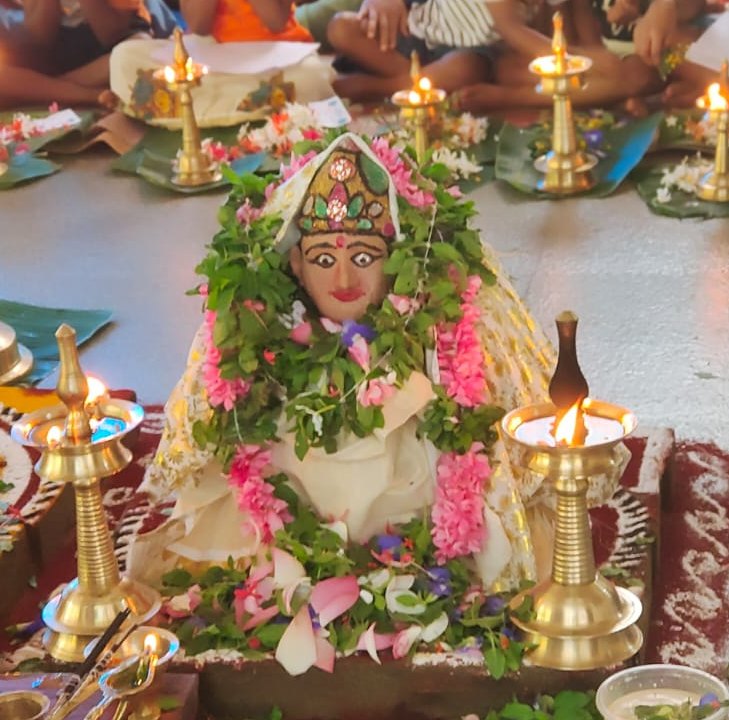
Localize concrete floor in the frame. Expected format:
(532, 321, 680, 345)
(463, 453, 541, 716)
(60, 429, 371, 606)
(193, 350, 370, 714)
(1, 148, 728, 446)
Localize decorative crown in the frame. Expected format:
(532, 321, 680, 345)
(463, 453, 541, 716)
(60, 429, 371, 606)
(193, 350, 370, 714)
(296, 147, 396, 240)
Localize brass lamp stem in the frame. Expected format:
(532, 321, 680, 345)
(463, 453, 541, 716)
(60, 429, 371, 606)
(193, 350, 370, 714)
(179, 85, 201, 165)
(552, 471, 596, 586)
(57, 325, 92, 444)
(74, 477, 121, 594)
(714, 113, 727, 176)
(413, 107, 428, 165)
(552, 93, 578, 161)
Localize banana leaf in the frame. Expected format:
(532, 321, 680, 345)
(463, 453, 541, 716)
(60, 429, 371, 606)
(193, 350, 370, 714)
(633, 164, 729, 219)
(0, 156, 60, 190)
(0, 299, 112, 385)
(111, 125, 266, 192)
(495, 112, 664, 198)
(653, 109, 715, 152)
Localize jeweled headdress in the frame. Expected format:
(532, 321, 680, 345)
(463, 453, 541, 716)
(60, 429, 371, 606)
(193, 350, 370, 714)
(267, 134, 402, 253)
(296, 148, 395, 240)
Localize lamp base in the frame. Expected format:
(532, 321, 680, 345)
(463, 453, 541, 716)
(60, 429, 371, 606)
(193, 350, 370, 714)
(509, 575, 643, 670)
(172, 153, 222, 188)
(696, 170, 729, 202)
(42, 577, 161, 662)
(535, 151, 597, 194)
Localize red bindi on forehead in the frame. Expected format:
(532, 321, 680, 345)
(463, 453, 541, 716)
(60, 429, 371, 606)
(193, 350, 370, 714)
(335, 235, 346, 248)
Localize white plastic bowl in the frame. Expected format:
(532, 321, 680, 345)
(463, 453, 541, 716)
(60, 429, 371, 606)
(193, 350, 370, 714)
(596, 664, 729, 720)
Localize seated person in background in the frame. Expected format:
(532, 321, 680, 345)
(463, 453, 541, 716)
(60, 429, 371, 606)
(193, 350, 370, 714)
(454, 0, 712, 112)
(127, 132, 626, 595)
(180, 0, 312, 42)
(0, 0, 174, 109)
(294, 0, 362, 49)
(109, 0, 334, 125)
(326, 0, 623, 102)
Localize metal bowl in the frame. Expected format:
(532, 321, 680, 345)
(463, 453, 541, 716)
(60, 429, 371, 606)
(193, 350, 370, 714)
(0, 690, 50, 720)
(596, 664, 729, 720)
(84, 626, 179, 674)
(0, 321, 33, 386)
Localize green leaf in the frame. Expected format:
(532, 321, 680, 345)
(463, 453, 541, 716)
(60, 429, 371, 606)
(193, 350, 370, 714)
(484, 647, 507, 679)
(157, 696, 183, 712)
(499, 701, 534, 719)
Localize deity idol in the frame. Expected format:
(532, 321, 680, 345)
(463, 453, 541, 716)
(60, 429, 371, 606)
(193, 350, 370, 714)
(127, 133, 621, 595)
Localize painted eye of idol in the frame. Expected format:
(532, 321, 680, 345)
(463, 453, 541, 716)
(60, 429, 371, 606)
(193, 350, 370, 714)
(311, 252, 336, 269)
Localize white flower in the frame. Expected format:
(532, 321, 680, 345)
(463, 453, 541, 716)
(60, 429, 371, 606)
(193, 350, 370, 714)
(658, 153, 713, 197)
(665, 115, 679, 128)
(655, 186, 672, 204)
(448, 113, 488, 147)
(359, 589, 374, 604)
(385, 574, 427, 615)
(358, 567, 391, 590)
(431, 147, 482, 179)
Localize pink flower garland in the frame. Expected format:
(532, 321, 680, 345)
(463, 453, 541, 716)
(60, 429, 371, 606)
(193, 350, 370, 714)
(431, 275, 492, 562)
(370, 137, 435, 210)
(200, 286, 250, 411)
(229, 444, 292, 543)
(432, 444, 491, 563)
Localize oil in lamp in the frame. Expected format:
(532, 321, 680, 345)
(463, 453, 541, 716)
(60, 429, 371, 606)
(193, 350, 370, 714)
(11, 325, 160, 662)
(155, 28, 221, 187)
(529, 13, 596, 194)
(391, 51, 447, 164)
(695, 60, 729, 203)
(502, 311, 643, 669)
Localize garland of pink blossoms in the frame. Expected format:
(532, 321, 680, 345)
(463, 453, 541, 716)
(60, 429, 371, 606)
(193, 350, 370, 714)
(431, 276, 492, 563)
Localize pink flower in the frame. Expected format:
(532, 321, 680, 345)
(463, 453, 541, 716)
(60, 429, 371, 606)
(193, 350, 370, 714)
(243, 299, 265, 312)
(302, 128, 323, 141)
(370, 137, 435, 209)
(229, 444, 292, 543)
(357, 375, 396, 407)
(236, 198, 263, 227)
(431, 444, 491, 562)
(436, 275, 488, 408)
(290, 321, 313, 345)
(446, 185, 463, 198)
(202, 306, 250, 411)
(280, 150, 318, 182)
(347, 335, 370, 371)
(387, 293, 419, 316)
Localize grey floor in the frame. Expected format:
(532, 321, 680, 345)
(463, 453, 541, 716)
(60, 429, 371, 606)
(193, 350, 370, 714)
(1, 149, 728, 446)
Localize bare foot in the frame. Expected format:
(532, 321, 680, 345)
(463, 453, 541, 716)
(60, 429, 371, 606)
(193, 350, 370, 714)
(332, 73, 400, 103)
(97, 88, 120, 111)
(452, 84, 506, 115)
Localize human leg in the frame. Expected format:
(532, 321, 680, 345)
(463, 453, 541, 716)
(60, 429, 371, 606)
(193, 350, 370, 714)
(327, 11, 409, 76)
(334, 48, 492, 102)
(296, 0, 362, 48)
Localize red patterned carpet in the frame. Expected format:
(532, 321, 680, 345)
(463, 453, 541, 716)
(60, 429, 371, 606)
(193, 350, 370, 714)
(2, 402, 729, 677)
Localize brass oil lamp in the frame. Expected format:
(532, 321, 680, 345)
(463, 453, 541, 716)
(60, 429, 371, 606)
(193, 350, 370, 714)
(501, 312, 643, 669)
(11, 325, 160, 662)
(391, 52, 447, 164)
(695, 60, 729, 202)
(155, 28, 221, 187)
(529, 13, 596, 194)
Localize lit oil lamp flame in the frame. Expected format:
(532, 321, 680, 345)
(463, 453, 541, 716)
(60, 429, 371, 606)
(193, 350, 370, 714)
(163, 65, 176, 84)
(698, 82, 729, 112)
(47, 425, 63, 449)
(85, 377, 107, 405)
(144, 633, 158, 655)
(408, 89, 422, 105)
(553, 399, 585, 446)
(185, 56, 194, 82)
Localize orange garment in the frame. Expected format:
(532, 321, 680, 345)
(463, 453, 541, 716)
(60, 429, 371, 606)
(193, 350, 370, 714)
(212, 0, 312, 43)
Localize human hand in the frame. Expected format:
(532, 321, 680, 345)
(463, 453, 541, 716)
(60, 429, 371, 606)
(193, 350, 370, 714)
(357, 0, 408, 52)
(633, 0, 678, 66)
(585, 46, 624, 75)
(606, 0, 641, 26)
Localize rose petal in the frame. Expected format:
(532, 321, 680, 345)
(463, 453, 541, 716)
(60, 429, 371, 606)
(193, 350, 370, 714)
(310, 576, 360, 626)
(314, 632, 336, 673)
(275, 606, 318, 676)
(272, 547, 306, 587)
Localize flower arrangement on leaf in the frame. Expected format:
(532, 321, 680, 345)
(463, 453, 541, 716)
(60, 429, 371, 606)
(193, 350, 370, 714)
(0, 113, 38, 169)
(658, 111, 719, 150)
(653, 152, 714, 204)
(529, 109, 622, 160)
(202, 103, 489, 182)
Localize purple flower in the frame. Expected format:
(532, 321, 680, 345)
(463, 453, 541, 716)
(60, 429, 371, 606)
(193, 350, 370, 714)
(427, 567, 452, 598)
(583, 129, 604, 151)
(376, 534, 403, 552)
(341, 320, 376, 348)
(700, 693, 720, 706)
(481, 595, 506, 616)
(501, 624, 522, 641)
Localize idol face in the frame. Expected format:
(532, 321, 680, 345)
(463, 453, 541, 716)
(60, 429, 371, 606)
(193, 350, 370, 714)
(289, 232, 389, 323)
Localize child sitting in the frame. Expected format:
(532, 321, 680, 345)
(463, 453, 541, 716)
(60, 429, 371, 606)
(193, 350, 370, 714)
(109, 0, 334, 127)
(181, 0, 312, 42)
(0, 0, 174, 109)
(327, 0, 575, 102)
